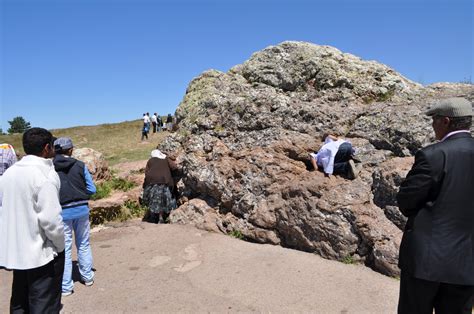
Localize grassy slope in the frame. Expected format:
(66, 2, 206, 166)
(0, 120, 168, 166)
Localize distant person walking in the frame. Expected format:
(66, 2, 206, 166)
(0, 128, 65, 313)
(157, 115, 163, 132)
(142, 113, 150, 129)
(166, 114, 173, 132)
(151, 113, 158, 133)
(142, 149, 177, 223)
(53, 137, 96, 297)
(141, 123, 149, 141)
(145, 112, 151, 128)
(397, 97, 474, 313)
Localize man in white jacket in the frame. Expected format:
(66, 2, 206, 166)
(0, 127, 65, 313)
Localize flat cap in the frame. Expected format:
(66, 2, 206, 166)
(54, 137, 74, 151)
(425, 97, 473, 117)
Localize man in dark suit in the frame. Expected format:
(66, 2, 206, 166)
(397, 97, 474, 313)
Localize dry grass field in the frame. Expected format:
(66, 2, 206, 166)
(0, 120, 169, 166)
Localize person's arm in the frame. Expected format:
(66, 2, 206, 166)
(83, 166, 96, 195)
(36, 180, 65, 252)
(396, 150, 434, 217)
(309, 153, 318, 171)
(143, 160, 151, 188)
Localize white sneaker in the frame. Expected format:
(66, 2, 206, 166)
(62, 290, 73, 297)
(84, 279, 94, 287)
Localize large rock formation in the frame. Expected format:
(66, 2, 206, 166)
(73, 147, 111, 181)
(161, 41, 474, 276)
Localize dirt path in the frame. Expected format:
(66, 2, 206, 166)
(1, 220, 399, 313)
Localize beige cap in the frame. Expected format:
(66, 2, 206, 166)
(425, 97, 473, 117)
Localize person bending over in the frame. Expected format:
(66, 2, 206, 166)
(309, 133, 360, 179)
(142, 149, 177, 223)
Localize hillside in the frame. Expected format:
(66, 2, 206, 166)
(0, 120, 168, 166)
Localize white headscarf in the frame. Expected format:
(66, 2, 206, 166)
(151, 149, 167, 159)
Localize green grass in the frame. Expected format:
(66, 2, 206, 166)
(109, 177, 136, 191)
(342, 255, 355, 265)
(0, 133, 22, 154)
(229, 230, 244, 239)
(90, 182, 113, 200)
(123, 199, 148, 218)
(0, 119, 170, 166)
(90, 177, 137, 200)
(89, 198, 148, 226)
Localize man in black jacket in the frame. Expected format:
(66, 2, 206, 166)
(53, 137, 96, 297)
(397, 97, 474, 313)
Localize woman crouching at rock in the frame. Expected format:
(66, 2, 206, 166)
(142, 149, 177, 223)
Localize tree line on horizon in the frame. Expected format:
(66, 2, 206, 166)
(1, 116, 31, 135)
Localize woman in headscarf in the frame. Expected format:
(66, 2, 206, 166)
(142, 149, 177, 223)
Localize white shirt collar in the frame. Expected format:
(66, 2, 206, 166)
(440, 130, 470, 142)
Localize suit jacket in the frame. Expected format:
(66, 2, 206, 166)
(397, 132, 474, 285)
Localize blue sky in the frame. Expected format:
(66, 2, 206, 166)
(1, 0, 472, 130)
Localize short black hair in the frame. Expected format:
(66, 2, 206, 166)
(22, 127, 53, 156)
(55, 148, 72, 155)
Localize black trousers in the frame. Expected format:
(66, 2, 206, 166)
(398, 271, 474, 314)
(333, 142, 354, 175)
(10, 251, 65, 314)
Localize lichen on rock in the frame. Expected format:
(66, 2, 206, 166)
(163, 41, 474, 277)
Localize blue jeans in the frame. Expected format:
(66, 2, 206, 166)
(62, 214, 94, 293)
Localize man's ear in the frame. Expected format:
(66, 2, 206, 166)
(443, 117, 451, 126)
(40, 143, 53, 158)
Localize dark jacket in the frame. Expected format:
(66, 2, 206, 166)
(53, 155, 90, 207)
(397, 132, 474, 285)
(143, 157, 174, 188)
